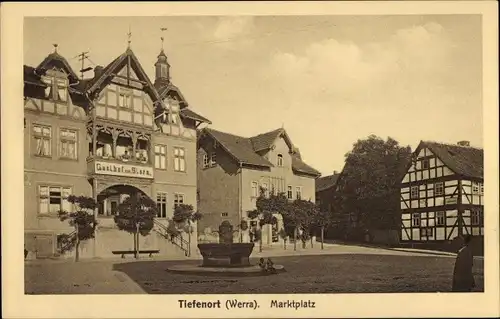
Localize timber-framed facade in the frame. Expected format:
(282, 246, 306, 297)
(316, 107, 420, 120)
(400, 140, 484, 243)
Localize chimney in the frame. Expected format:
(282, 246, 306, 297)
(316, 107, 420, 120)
(333, 170, 339, 175)
(457, 140, 470, 147)
(93, 65, 104, 78)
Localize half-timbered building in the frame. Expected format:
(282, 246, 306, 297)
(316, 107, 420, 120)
(400, 141, 484, 244)
(24, 44, 210, 259)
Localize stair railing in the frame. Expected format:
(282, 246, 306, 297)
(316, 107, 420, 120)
(153, 219, 190, 256)
(57, 230, 77, 255)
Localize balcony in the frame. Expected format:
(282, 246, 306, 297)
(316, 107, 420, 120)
(87, 155, 154, 179)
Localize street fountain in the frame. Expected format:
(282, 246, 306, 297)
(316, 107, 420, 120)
(167, 221, 285, 276)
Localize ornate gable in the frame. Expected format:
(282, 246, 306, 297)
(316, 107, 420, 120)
(86, 49, 161, 109)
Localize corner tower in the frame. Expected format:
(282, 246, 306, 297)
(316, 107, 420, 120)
(154, 49, 170, 89)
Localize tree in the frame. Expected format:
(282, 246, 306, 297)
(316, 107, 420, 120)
(114, 192, 157, 259)
(58, 195, 98, 262)
(312, 204, 332, 250)
(284, 199, 317, 249)
(172, 204, 202, 256)
(247, 187, 288, 252)
(336, 135, 412, 238)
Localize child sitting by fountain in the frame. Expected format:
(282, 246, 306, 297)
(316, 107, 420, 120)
(258, 258, 277, 273)
(258, 258, 266, 270)
(266, 258, 277, 273)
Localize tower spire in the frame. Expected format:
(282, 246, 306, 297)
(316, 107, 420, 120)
(53, 44, 58, 53)
(155, 27, 171, 86)
(160, 27, 168, 51)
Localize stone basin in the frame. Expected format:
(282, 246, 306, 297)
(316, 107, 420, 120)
(198, 243, 254, 267)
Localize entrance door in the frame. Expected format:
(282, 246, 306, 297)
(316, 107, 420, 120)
(98, 201, 104, 216)
(35, 234, 54, 258)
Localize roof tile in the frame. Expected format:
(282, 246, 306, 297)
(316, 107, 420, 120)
(423, 141, 483, 179)
(315, 173, 340, 192)
(202, 127, 320, 176)
(250, 128, 283, 152)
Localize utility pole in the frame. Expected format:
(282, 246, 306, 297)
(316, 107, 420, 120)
(77, 51, 93, 79)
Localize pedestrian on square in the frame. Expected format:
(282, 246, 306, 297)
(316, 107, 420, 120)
(452, 235, 476, 292)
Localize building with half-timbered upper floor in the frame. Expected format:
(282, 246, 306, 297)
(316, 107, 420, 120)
(400, 140, 484, 244)
(196, 127, 321, 245)
(23, 44, 210, 259)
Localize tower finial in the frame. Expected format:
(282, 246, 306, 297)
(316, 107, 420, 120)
(53, 44, 58, 53)
(127, 25, 132, 48)
(160, 27, 168, 51)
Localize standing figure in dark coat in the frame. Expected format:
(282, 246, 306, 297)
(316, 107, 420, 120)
(452, 235, 475, 292)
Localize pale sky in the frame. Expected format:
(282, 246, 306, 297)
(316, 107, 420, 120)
(24, 15, 483, 176)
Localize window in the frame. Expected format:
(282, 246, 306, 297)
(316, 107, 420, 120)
(154, 145, 166, 169)
(43, 76, 68, 102)
(471, 210, 480, 226)
(251, 182, 258, 197)
(39, 186, 72, 214)
(174, 193, 184, 209)
(434, 182, 444, 196)
(436, 211, 445, 226)
(277, 154, 283, 167)
(203, 154, 209, 168)
(56, 79, 67, 102)
(156, 192, 167, 218)
(412, 213, 421, 227)
(410, 186, 419, 199)
(421, 159, 430, 169)
(472, 182, 480, 194)
(210, 152, 217, 167)
(287, 185, 293, 199)
(221, 212, 229, 217)
(33, 124, 52, 157)
(118, 91, 131, 108)
(296, 186, 302, 200)
(480, 183, 484, 195)
(174, 147, 186, 172)
(420, 227, 433, 237)
(169, 113, 179, 125)
(60, 129, 77, 159)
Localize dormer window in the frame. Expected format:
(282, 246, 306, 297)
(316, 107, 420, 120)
(277, 154, 283, 167)
(42, 75, 68, 103)
(169, 113, 179, 125)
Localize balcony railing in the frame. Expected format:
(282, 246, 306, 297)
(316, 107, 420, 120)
(87, 155, 154, 179)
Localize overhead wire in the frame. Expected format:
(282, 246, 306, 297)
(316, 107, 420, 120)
(169, 20, 338, 49)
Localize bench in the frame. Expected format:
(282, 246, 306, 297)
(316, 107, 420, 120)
(112, 250, 160, 258)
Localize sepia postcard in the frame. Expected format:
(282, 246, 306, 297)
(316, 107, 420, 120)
(1, 1, 499, 318)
